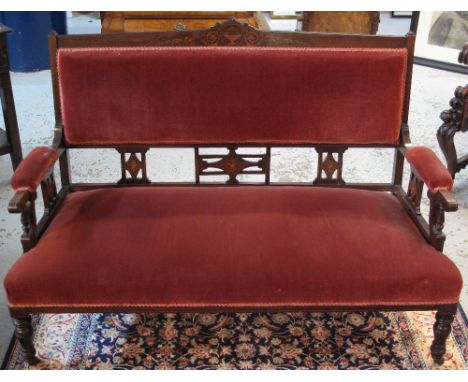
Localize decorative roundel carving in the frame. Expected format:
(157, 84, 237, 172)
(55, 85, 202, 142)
(202, 18, 261, 46)
(204, 29, 220, 45)
(244, 29, 260, 45)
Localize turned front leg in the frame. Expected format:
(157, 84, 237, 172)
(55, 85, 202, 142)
(13, 316, 39, 365)
(430, 311, 455, 365)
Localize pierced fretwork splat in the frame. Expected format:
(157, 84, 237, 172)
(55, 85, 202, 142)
(117, 148, 150, 184)
(195, 145, 270, 184)
(314, 146, 347, 185)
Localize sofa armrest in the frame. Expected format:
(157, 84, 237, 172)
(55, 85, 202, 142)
(401, 146, 457, 251)
(405, 146, 453, 193)
(11, 147, 59, 193)
(9, 147, 60, 251)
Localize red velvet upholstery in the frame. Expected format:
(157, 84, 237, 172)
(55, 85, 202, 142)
(11, 147, 59, 192)
(4, 187, 462, 309)
(57, 47, 408, 146)
(405, 146, 453, 192)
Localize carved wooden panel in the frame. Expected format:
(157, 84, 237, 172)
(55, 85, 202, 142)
(314, 147, 347, 185)
(117, 148, 150, 184)
(195, 146, 270, 184)
(201, 18, 262, 46)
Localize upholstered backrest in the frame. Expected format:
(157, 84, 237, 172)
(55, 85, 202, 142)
(57, 46, 408, 146)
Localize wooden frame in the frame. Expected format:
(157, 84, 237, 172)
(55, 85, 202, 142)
(6, 19, 459, 367)
(414, 12, 468, 74)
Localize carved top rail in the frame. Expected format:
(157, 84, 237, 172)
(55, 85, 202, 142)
(55, 18, 412, 49)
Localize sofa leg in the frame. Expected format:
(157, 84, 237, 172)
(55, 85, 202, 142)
(13, 316, 39, 365)
(430, 311, 455, 365)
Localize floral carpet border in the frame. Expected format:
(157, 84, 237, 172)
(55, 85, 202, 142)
(2, 306, 468, 370)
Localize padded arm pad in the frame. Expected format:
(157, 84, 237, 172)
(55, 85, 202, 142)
(11, 147, 59, 192)
(405, 146, 453, 192)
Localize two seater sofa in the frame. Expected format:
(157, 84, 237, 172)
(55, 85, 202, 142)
(4, 20, 462, 366)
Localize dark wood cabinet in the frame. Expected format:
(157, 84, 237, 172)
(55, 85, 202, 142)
(0, 23, 22, 170)
(100, 11, 269, 33)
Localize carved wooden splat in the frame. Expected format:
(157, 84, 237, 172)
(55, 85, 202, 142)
(117, 148, 150, 184)
(314, 146, 347, 185)
(195, 145, 270, 184)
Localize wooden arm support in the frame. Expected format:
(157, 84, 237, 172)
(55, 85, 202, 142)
(399, 146, 458, 252)
(402, 172, 458, 252)
(8, 190, 37, 252)
(428, 189, 458, 252)
(8, 147, 65, 252)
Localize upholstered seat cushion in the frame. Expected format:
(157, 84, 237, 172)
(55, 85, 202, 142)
(4, 186, 462, 309)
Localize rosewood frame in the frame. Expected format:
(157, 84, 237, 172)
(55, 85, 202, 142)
(6, 19, 459, 366)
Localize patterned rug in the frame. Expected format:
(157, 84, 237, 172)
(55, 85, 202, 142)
(2, 308, 468, 370)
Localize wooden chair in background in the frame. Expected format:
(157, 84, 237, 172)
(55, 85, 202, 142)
(437, 43, 468, 178)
